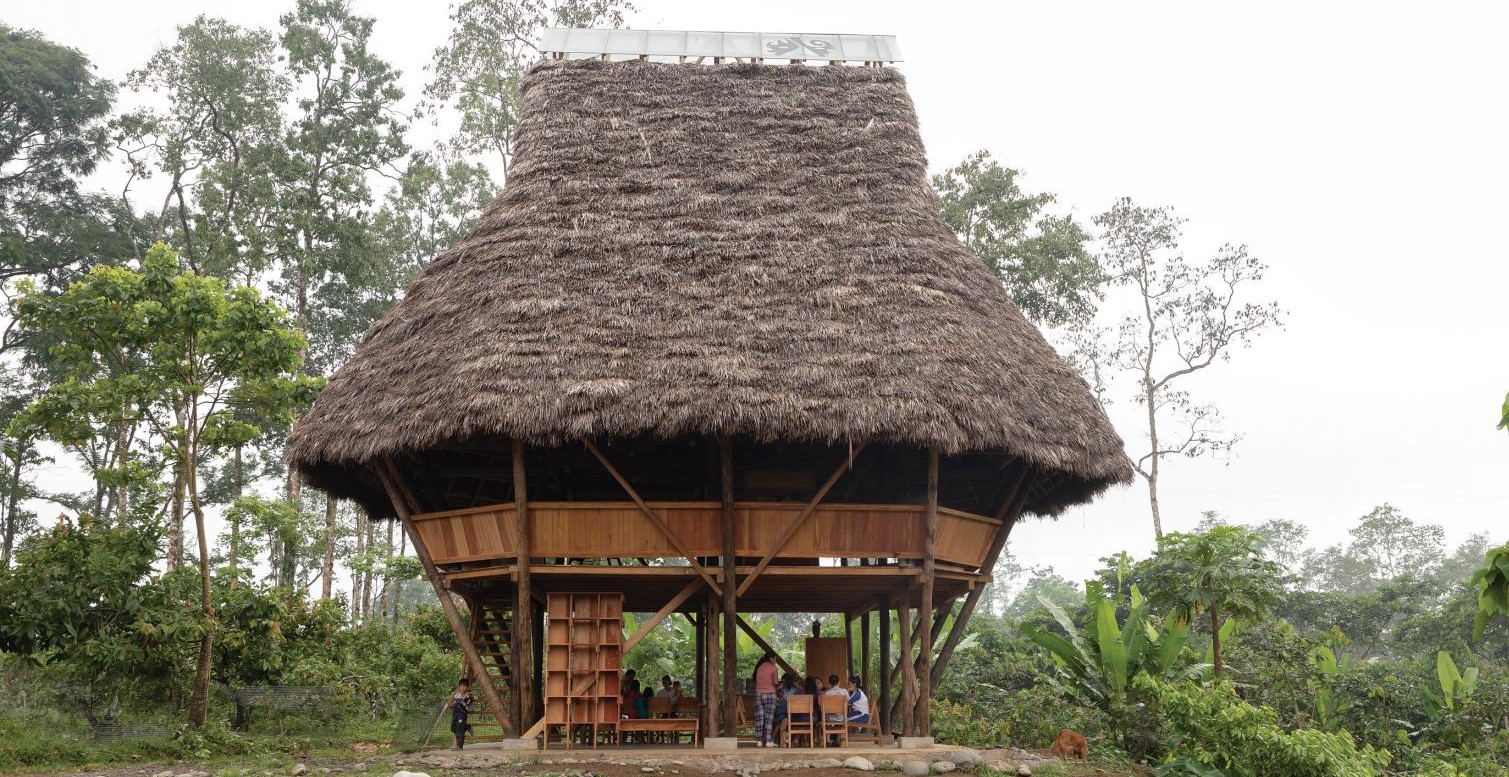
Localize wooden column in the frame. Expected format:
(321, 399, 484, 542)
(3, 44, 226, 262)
(918, 449, 938, 737)
(693, 611, 705, 727)
(533, 603, 545, 721)
(719, 437, 738, 736)
(703, 596, 722, 738)
(512, 439, 533, 734)
(897, 591, 914, 736)
(375, 463, 509, 731)
(878, 598, 891, 737)
(860, 610, 871, 705)
(844, 613, 855, 678)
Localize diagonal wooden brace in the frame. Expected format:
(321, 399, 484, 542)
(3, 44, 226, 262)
(735, 443, 868, 597)
(581, 437, 724, 597)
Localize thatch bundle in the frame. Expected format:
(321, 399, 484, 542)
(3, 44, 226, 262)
(288, 59, 1130, 517)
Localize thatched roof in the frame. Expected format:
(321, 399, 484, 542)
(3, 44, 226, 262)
(288, 59, 1131, 516)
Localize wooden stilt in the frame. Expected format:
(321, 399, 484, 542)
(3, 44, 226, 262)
(694, 610, 705, 734)
(861, 610, 871, 699)
(897, 591, 914, 736)
(512, 440, 533, 735)
(844, 613, 855, 678)
(919, 449, 938, 737)
(719, 437, 738, 737)
(703, 596, 722, 739)
(878, 598, 891, 737)
(533, 604, 544, 722)
(376, 462, 509, 733)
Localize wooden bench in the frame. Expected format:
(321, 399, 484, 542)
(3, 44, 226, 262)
(617, 717, 699, 746)
(848, 719, 882, 745)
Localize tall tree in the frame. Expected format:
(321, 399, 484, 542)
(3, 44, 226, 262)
(14, 243, 312, 726)
(933, 151, 1102, 328)
(425, 0, 633, 170)
(0, 24, 124, 292)
(271, 0, 408, 538)
(1305, 504, 1445, 594)
(1081, 199, 1284, 539)
(1143, 525, 1283, 677)
(119, 16, 288, 279)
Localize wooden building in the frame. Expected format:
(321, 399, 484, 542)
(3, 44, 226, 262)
(287, 47, 1131, 745)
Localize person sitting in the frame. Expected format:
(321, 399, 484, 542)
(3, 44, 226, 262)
(634, 686, 651, 719)
(823, 674, 850, 745)
(672, 680, 684, 701)
(623, 669, 642, 706)
(654, 674, 677, 699)
(771, 672, 799, 744)
(845, 675, 870, 724)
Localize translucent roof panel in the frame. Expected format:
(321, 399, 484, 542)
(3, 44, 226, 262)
(540, 28, 902, 63)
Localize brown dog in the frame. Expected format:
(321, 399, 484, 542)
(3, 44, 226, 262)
(1050, 728, 1088, 761)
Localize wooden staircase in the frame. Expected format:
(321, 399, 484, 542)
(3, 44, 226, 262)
(465, 604, 514, 741)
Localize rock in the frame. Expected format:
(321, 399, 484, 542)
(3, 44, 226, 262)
(642, 768, 657, 773)
(393, 772, 433, 777)
(152, 771, 175, 777)
(843, 757, 874, 771)
(319, 769, 333, 775)
(292, 765, 308, 777)
(931, 763, 956, 774)
(945, 751, 981, 768)
(815, 759, 843, 769)
(1014, 766, 1032, 777)
(902, 761, 931, 777)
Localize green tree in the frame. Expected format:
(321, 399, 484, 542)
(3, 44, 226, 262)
(1470, 543, 1509, 641)
(15, 243, 314, 726)
(1306, 504, 1445, 595)
(1079, 199, 1284, 539)
(0, 24, 126, 292)
(932, 150, 1102, 327)
(1143, 525, 1283, 677)
(425, 0, 633, 169)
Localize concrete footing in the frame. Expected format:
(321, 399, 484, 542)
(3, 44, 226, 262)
(896, 737, 935, 749)
(704, 737, 740, 750)
(500, 738, 536, 750)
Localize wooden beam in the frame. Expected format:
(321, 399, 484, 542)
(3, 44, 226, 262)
(734, 615, 799, 676)
(736, 443, 867, 596)
(376, 462, 510, 735)
(918, 449, 939, 737)
(719, 436, 739, 737)
(581, 437, 723, 596)
(624, 579, 704, 653)
(511, 439, 532, 734)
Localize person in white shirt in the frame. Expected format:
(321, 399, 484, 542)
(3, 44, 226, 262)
(846, 675, 870, 724)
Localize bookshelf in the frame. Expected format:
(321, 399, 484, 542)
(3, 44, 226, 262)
(543, 592, 623, 748)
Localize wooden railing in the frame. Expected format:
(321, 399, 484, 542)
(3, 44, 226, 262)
(409, 501, 1000, 570)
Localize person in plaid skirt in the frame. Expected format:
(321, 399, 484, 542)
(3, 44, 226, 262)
(752, 652, 779, 747)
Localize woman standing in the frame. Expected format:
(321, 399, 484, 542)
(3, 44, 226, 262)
(752, 652, 779, 747)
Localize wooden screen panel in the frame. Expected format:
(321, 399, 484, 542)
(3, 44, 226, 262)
(737, 504, 926, 559)
(529, 502, 721, 556)
(804, 636, 848, 685)
(411, 506, 514, 564)
(934, 509, 1000, 568)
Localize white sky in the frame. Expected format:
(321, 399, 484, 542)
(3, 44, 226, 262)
(9, 1, 1509, 586)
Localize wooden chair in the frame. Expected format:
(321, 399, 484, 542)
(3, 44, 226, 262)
(782, 695, 815, 748)
(737, 694, 757, 741)
(848, 717, 882, 745)
(819, 694, 848, 748)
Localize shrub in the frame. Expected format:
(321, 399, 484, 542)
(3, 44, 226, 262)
(1153, 681, 1390, 777)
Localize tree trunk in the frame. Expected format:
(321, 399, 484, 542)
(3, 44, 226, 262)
(186, 401, 215, 728)
(2, 448, 23, 567)
(116, 396, 129, 525)
(321, 496, 337, 599)
(361, 517, 375, 620)
(351, 508, 365, 623)
(1210, 607, 1222, 678)
(382, 519, 394, 619)
(1144, 377, 1164, 540)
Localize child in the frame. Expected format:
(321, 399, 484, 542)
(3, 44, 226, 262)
(443, 677, 472, 750)
(846, 675, 870, 724)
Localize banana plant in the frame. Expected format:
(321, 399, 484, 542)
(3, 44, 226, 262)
(1308, 645, 1354, 730)
(1030, 582, 1204, 710)
(1425, 651, 1478, 712)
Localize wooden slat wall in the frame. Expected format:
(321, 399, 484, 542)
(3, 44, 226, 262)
(411, 502, 998, 568)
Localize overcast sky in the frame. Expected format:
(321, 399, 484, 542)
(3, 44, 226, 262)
(9, 1, 1509, 586)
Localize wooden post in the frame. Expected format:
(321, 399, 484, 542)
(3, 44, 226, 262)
(693, 610, 705, 729)
(375, 463, 509, 732)
(703, 596, 722, 738)
(897, 591, 914, 737)
(512, 440, 533, 735)
(918, 449, 938, 737)
(719, 437, 738, 737)
(878, 598, 891, 737)
(844, 613, 855, 678)
(533, 604, 544, 722)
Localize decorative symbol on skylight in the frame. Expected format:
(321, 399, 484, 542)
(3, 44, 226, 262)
(764, 36, 835, 58)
